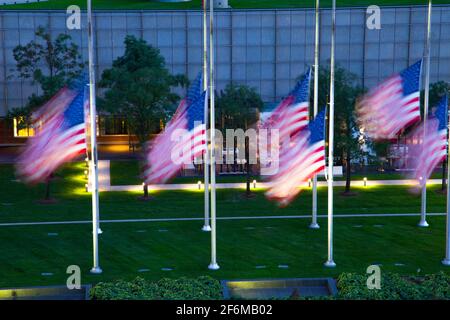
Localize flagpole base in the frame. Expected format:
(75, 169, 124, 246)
(90, 267, 103, 274)
(202, 225, 212, 232)
(324, 260, 336, 268)
(208, 263, 220, 270)
(442, 259, 450, 266)
(418, 220, 429, 228)
(309, 223, 320, 229)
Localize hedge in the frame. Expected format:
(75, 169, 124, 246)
(90, 272, 450, 300)
(90, 276, 222, 300)
(335, 271, 450, 300)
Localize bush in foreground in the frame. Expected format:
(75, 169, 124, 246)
(90, 276, 222, 300)
(336, 271, 450, 300)
(90, 272, 450, 300)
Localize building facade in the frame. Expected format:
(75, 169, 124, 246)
(0, 5, 449, 147)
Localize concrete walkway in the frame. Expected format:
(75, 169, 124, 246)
(0, 212, 445, 228)
(88, 161, 442, 192)
(108, 179, 443, 192)
(89, 160, 111, 191)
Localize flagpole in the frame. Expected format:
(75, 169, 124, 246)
(419, 0, 432, 228)
(208, 0, 219, 270)
(87, 0, 102, 274)
(443, 103, 450, 265)
(324, 0, 336, 268)
(310, 0, 320, 230)
(202, 0, 211, 232)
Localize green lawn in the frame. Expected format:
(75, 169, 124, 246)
(1, 216, 448, 288)
(1, 0, 448, 10)
(0, 162, 449, 288)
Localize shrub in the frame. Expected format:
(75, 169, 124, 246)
(336, 271, 450, 300)
(90, 276, 222, 300)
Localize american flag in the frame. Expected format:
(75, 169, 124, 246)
(170, 72, 203, 125)
(265, 108, 326, 206)
(144, 80, 206, 185)
(17, 84, 88, 184)
(263, 68, 311, 142)
(410, 95, 448, 187)
(357, 60, 422, 140)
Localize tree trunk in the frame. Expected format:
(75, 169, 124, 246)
(345, 150, 351, 193)
(442, 157, 447, 192)
(246, 136, 251, 196)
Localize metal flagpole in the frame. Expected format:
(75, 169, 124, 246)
(202, 0, 211, 232)
(324, 0, 336, 268)
(208, 0, 219, 270)
(87, 0, 102, 274)
(419, 0, 432, 228)
(310, 0, 320, 230)
(443, 104, 450, 265)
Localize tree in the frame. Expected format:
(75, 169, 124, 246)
(216, 83, 264, 197)
(9, 26, 85, 125)
(98, 36, 186, 148)
(10, 26, 84, 201)
(312, 66, 366, 194)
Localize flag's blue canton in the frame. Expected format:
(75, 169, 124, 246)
(187, 91, 206, 130)
(186, 72, 203, 106)
(308, 108, 326, 145)
(400, 60, 422, 96)
(62, 86, 86, 129)
(289, 68, 311, 104)
(434, 95, 448, 131)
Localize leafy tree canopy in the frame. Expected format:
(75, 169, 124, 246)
(9, 26, 85, 124)
(216, 83, 264, 130)
(98, 36, 187, 147)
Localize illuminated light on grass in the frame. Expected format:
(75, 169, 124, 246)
(364, 177, 368, 187)
(253, 180, 257, 189)
(197, 181, 202, 190)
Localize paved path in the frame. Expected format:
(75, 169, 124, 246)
(0, 212, 445, 228)
(108, 179, 443, 192)
(88, 160, 111, 191)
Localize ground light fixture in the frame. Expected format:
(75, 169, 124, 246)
(363, 177, 368, 187)
(198, 181, 202, 190)
(253, 180, 257, 189)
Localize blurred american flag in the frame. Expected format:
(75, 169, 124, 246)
(357, 60, 422, 140)
(143, 74, 206, 184)
(266, 108, 326, 206)
(17, 83, 88, 184)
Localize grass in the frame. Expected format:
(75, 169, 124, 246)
(1, 0, 449, 10)
(0, 216, 448, 288)
(0, 162, 449, 288)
